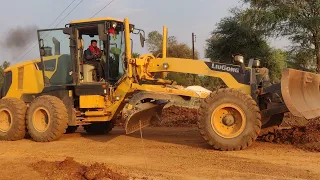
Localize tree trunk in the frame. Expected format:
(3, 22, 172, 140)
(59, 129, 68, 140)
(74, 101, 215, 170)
(315, 43, 320, 73)
(313, 33, 320, 73)
(317, 50, 320, 73)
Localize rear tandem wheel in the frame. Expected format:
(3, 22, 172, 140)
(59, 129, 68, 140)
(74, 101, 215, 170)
(198, 88, 262, 151)
(26, 95, 68, 142)
(0, 98, 27, 141)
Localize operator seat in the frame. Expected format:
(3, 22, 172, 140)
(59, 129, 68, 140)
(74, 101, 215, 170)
(79, 39, 96, 83)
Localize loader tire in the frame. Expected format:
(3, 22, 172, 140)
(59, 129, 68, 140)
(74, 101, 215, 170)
(0, 98, 27, 141)
(83, 121, 114, 135)
(198, 88, 261, 151)
(65, 110, 78, 134)
(27, 95, 68, 142)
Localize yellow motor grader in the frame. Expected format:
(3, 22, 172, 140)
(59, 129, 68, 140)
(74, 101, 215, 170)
(0, 17, 317, 151)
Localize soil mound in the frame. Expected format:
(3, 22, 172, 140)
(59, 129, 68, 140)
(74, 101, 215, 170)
(31, 157, 129, 180)
(275, 119, 320, 152)
(153, 105, 198, 127)
(116, 104, 319, 152)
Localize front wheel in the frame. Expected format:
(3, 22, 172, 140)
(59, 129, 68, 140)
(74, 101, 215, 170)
(198, 88, 261, 151)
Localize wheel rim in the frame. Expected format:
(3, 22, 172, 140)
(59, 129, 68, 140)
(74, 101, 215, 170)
(0, 108, 12, 132)
(32, 107, 50, 132)
(211, 103, 246, 139)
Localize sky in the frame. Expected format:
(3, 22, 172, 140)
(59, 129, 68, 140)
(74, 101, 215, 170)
(0, 0, 290, 64)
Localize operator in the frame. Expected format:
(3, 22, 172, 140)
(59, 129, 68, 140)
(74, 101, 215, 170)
(84, 40, 104, 81)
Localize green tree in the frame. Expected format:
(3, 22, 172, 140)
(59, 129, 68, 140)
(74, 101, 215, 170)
(205, 10, 286, 82)
(287, 48, 316, 71)
(241, 0, 320, 71)
(146, 31, 198, 59)
(146, 31, 178, 56)
(206, 13, 270, 64)
(265, 49, 287, 82)
(0, 61, 10, 88)
(132, 52, 140, 58)
(145, 31, 221, 88)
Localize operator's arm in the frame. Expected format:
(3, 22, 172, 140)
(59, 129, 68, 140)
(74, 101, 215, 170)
(85, 49, 94, 60)
(96, 48, 102, 58)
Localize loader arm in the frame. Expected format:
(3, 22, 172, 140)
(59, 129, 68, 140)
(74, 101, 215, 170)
(140, 57, 252, 95)
(115, 56, 255, 134)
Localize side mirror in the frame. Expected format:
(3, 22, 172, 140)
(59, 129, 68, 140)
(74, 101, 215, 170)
(140, 32, 145, 48)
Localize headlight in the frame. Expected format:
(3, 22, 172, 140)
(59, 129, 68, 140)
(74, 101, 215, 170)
(234, 55, 244, 64)
(253, 59, 261, 67)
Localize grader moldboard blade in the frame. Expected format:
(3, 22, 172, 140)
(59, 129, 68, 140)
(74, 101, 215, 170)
(281, 68, 320, 119)
(124, 102, 166, 134)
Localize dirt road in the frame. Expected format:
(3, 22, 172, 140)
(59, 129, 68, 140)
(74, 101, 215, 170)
(0, 127, 319, 180)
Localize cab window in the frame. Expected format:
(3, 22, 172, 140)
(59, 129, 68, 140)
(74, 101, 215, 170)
(36, 59, 57, 72)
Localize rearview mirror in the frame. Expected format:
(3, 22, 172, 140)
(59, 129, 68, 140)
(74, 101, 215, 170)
(140, 32, 145, 48)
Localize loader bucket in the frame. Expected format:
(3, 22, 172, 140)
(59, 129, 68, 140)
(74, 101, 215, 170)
(281, 68, 320, 119)
(124, 102, 166, 134)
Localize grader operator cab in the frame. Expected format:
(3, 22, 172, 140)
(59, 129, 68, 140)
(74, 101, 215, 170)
(0, 17, 319, 151)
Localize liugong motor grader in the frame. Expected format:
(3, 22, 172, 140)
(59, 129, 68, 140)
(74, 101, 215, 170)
(0, 17, 317, 151)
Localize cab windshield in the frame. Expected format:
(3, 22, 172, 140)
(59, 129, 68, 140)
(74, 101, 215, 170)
(108, 28, 125, 82)
(76, 22, 125, 84)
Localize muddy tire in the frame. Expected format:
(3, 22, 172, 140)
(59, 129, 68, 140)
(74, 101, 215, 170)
(65, 126, 78, 134)
(26, 95, 68, 142)
(0, 98, 27, 141)
(65, 110, 78, 134)
(198, 88, 261, 151)
(83, 122, 114, 135)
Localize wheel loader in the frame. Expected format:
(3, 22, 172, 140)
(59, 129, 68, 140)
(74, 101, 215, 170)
(0, 17, 318, 151)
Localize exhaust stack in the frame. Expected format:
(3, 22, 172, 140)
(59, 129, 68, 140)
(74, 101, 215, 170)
(52, 37, 60, 55)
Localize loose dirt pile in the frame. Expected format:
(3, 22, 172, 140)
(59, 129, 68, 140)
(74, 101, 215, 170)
(274, 119, 320, 152)
(31, 157, 129, 180)
(117, 104, 319, 152)
(156, 106, 320, 152)
(152, 105, 198, 127)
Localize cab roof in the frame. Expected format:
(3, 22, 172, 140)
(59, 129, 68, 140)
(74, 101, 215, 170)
(70, 17, 124, 24)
